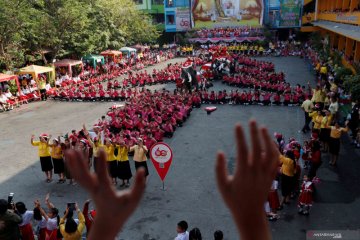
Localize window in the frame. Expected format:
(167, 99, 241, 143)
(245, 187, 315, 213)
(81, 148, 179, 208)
(166, 0, 173, 7)
(167, 15, 175, 25)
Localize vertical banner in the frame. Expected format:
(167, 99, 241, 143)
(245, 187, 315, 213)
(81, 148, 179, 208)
(279, 0, 302, 27)
(176, 7, 191, 31)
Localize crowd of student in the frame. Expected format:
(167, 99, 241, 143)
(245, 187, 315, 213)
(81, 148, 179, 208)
(195, 26, 263, 38)
(302, 42, 360, 149)
(31, 88, 198, 185)
(0, 195, 226, 240)
(0, 49, 175, 112)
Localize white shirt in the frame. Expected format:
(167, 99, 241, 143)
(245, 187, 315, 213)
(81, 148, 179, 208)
(175, 231, 189, 240)
(0, 94, 8, 103)
(4, 92, 12, 98)
(36, 217, 47, 229)
(46, 217, 58, 231)
(329, 102, 339, 115)
(19, 210, 34, 226)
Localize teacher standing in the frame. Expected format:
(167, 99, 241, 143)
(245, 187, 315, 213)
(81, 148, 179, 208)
(129, 138, 149, 177)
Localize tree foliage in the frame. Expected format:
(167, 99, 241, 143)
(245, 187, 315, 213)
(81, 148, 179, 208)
(344, 74, 360, 101)
(0, 0, 160, 70)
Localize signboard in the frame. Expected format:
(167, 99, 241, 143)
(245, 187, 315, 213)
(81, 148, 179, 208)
(150, 142, 173, 185)
(191, 0, 264, 29)
(176, 7, 191, 31)
(279, 0, 302, 27)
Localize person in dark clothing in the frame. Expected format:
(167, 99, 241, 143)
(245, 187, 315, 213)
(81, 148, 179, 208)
(0, 199, 22, 240)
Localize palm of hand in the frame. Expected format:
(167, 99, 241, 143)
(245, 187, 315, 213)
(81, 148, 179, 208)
(216, 121, 279, 217)
(65, 149, 145, 239)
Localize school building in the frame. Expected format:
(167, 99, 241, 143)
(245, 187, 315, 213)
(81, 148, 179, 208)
(302, 0, 360, 64)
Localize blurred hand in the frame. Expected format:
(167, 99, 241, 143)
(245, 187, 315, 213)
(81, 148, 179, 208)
(45, 193, 50, 203)
(65, 149, 146, 240)
(215, 120, 279, 240)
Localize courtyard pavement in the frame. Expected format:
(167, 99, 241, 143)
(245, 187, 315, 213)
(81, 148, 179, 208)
(0, 57, 359, 240)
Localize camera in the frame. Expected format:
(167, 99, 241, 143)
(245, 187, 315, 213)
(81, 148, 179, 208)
(67, 202, 76, 211)
(8, 193, 14, 205)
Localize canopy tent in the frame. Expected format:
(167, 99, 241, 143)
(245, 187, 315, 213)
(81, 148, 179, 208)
(0, 74, 21, 95)
(100, 50, 123, 63)
(120, 47, 137, 57)
(18, 65, 55, 83)
(131, 44, 150, 51)
(53, 59, 83, 77)
(82, 54, 105, 69)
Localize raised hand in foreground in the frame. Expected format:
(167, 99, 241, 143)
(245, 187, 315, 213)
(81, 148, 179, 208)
(66, 149, 146, 240)
(216, 120, 279, 240)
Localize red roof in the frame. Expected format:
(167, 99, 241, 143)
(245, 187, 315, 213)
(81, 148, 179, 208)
(0, 73, 17, 83)
(100, 50, 123, 56)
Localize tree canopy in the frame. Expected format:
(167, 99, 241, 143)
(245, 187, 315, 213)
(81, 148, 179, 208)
(0, 0, 160, 70)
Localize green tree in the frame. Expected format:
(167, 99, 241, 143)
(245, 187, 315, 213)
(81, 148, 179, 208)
(0, 0, 32, 70)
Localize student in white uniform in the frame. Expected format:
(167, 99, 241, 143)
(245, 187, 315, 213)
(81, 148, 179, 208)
(15, 202, 35, 240)
(175, 220, 189, 240)
(35, 195, 60, 240)
(33, 207, 47, 240)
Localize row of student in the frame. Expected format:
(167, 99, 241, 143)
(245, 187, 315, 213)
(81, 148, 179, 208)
(199, 89, 305, 106)
(2, 195, 228, 240)
(236, 56, 275, 72)
(195, 26, 263, 38)
(222, 75, 292, 92)
(120, 63, 184, 88)
(30, 129, 158, 186)
(232, 67, 285, 83)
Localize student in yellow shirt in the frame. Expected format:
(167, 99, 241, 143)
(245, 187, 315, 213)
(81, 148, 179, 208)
(312, 110, 323, 134)
(116, 140, 132, 187)
(309, 108, 319, 130)
(86, 131, 102, 172)
(129, 138, 149, 178)
(327, 121, 349, 165)
(319, 110, 332, 152)
(49, 137, 65, 183)
(59, 204, 85, 240)
(31, 134, 53, 183)
(104, 138, 117, 185)
(279, 151, 296, 208)
(259, 46, 264, 55)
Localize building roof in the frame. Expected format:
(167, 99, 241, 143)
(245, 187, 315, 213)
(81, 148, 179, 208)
(313, 20, 360, 41)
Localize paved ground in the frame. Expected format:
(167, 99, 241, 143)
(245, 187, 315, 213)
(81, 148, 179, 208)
(0, 57, 359, 240)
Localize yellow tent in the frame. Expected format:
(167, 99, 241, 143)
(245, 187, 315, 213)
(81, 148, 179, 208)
(18, 65, 55, 82)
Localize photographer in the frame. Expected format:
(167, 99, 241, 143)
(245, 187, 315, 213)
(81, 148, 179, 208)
(59, 203, 85, 240)
(0, 198, 22, 240)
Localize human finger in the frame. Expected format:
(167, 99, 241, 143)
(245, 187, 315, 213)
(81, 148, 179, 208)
(96, 149, 112, 187)
(215, 152, 230, 197)
(66, 150, 96, 193)
(249, 120, 261, 167)
(234, 124, 248, 176)
(126, 168, 146, 207)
